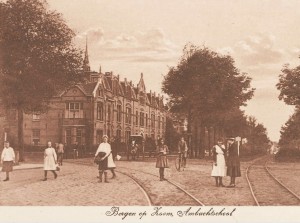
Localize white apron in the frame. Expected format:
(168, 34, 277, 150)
(211, 145, 226, 177)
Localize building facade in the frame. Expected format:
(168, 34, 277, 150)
(0, 46, 166, 149)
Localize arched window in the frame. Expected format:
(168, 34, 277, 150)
(117, 103, 122, 122)
(125, 104, 132, 124)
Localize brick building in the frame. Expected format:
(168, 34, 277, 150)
(0, 45, 166, 150)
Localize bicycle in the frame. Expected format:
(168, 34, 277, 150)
(175, 152, 186, 171)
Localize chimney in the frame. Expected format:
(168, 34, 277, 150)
(141, 72, 143, 78)
(117, 74, 120, 81)
(124, 78, 127, 83)
(130, 81, 132, 86)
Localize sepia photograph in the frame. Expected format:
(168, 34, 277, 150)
(0, 0, 300, 222)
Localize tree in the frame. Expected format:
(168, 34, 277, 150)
(162, 44, 254, 157)
(0, 0, 84, 160)
(277, 64, 300, 105)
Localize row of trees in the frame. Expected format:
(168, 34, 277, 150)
(277, 63, 300, 157)
(162, 44, 270, 157)
(0, 0, 85, 160)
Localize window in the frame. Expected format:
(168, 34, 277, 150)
(140, 112, 144, 127)
(32, 129, 40, 145)
(32, 113, 40, 121)
(97, 102, 104, 121)
(65, 102, 83, 118)
(117, 104, 122, 122)
(98, 88, 104, 97)
(116, 129, 121, 140)
(151, 114, 155, 128)
(125, 130, 131, 143)
(135, 111, 139, 126)
(76, 128, 82, 144)
(158, 116, 161, 129)
(145, 114, 148, 127)
(125, 107, 131, 124)
(65, 128, 71, 145)
(107, 104, 111, 122)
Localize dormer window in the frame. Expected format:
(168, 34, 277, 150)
(98, 88, 104, 97)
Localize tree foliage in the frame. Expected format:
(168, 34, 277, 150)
(279, 108, 300, 149)
(162, 44, 254, 117)
(0, 0, 84, 159)
(0, 0, 84, 112)
(277, 64, 300, 106)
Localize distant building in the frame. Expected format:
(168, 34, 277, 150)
(0, 43, 166, 149)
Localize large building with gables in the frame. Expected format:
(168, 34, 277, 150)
(8, 45, 166, 149)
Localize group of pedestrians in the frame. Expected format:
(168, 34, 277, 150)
(211, 138, 241, 187)
(1, 136, 240, 187)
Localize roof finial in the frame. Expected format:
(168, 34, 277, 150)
(99, 65, 102, 73)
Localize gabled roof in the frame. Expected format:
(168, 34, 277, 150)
(80, 82, 98, 96)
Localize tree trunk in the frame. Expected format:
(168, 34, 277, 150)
(208, 127, 211, 157)
(199, 126, 206, 158)
(187, 108, 193, 158)
(17, 108, 24, 161)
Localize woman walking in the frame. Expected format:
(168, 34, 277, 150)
(156, 138, 169, 181)
(43, 141, 58, 181)
(211, 139, 226, 187)
(1, 141, 15, 181)
(95, 135, 116, 183)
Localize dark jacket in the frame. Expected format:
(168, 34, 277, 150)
(226, 142, 240, 167)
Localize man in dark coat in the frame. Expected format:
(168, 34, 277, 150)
(226, 138, 241, 187)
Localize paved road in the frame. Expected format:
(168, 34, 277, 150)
(0, 161, 148, 206)
(1, 157, 299, 206)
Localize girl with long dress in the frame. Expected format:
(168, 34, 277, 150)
(95, 135, 116, 183)
(1, 141, 15, 181)
(211, 139, 226, 187)
(43, 141, 58, 181)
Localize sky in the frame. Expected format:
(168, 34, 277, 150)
(47, 0, 300, 141)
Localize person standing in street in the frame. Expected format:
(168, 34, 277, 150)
(43, 141, 58, 181)
(226, 138, 241, 187)
(57, 142, 64, 166)
(156, 138, 169, 181)
(95, 135, 116, 183)
(1, 141, 15, 181)
(178, 137, 188, 168)
(211, 138, 226, 187)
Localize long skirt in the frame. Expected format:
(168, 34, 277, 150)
(98, 157, 108, 171)
(2, 161, 13, 172)
(227, 156, 241, 177)
(227, 166, 241, 177)
(156, 155, 169, 168)
(211, 154, 226, 177)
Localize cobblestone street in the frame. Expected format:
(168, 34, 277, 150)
(1, 157, 300, 206)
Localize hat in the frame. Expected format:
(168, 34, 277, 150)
(102, 135, 109, 139)
(227, 137, 235, 141)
